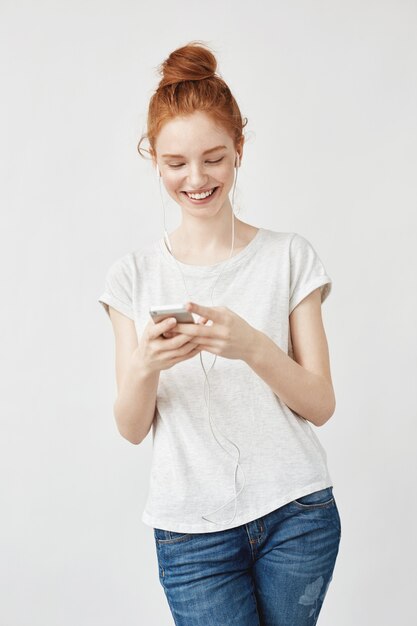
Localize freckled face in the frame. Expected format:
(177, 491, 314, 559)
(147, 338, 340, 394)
(154, 111, 239, 215)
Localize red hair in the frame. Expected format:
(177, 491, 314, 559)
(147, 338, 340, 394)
(137, 40, 248, 162)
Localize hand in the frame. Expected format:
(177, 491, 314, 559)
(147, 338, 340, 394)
(162, 312, 209, 338)
(134, 315, 202, 373)
(165, 302, 259, 362)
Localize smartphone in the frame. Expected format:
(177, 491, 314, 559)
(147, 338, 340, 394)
(149, 304, 196, 324)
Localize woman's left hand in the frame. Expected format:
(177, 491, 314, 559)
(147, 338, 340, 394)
(165, 302, 260, 362)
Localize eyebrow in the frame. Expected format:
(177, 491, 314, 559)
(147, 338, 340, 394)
(161, 145, 227, 159)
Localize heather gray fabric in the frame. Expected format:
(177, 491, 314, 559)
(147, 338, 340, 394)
(98, 228, 333, 533)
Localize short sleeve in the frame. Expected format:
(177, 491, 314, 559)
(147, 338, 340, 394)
(289, 233, 332, 315)
(98, 255, 135, 321)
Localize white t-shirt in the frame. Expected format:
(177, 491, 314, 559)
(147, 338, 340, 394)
(98, 228, 334, 534)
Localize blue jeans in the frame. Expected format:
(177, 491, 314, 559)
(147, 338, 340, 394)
(153, 486, 341, 625)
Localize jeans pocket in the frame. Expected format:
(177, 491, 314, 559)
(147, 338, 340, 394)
(154, 528, 192, 544)
(293, 486, 335, 510)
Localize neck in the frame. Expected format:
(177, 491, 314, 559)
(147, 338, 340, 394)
(170, 213, 241, 256)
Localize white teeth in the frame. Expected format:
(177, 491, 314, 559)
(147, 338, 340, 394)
(186, 187, 215, 200)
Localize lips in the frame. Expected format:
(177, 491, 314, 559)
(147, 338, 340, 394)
(182, 186, 218, 196)
(181, 186, 220, 204)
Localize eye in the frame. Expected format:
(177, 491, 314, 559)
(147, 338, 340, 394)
(168, 157, 224, 169)
(206, 157, 224, 164)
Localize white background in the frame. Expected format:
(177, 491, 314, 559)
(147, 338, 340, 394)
(1, 0, 416, 624)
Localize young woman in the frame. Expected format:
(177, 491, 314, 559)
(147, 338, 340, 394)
(99, 41, 341, 626)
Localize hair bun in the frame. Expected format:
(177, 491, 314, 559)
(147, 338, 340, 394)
(157, 41, 217, 89)
(137, 40, 248, 163)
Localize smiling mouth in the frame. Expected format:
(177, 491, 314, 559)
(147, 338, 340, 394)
(181, 186, 220, 202)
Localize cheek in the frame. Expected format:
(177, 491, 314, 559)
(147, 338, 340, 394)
(165, 173, 185, 192)
(220, 163, 236, 184)
(163, 172, 178, 186)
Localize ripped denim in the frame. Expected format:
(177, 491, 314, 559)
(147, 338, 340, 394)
(154, 486, 342, 625)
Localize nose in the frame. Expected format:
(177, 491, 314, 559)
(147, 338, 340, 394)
(186, 163, 209, 190)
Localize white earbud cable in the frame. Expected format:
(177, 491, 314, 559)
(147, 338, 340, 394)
(157, 156, 246, 525)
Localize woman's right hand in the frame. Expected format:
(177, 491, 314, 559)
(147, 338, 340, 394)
(133, 316, 203, 373)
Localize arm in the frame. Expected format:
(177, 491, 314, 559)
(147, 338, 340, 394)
(245, 288, 336, 427)
(170, 293, 335, 427)
(109, 306, 159, 444)
(114, 358, 160, 445)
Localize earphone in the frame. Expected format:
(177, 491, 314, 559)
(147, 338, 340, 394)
(156, 151, 246, 526)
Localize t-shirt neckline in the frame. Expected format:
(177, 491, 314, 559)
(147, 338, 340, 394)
(157, 227, 265, 276)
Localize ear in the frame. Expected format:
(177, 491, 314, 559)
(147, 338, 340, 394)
(236, 136, 244, 164)
(149, 147, 157, 169)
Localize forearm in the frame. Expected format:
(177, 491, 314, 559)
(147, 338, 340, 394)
(245, 331, 335, 427)
(113, 360, 160, 444)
